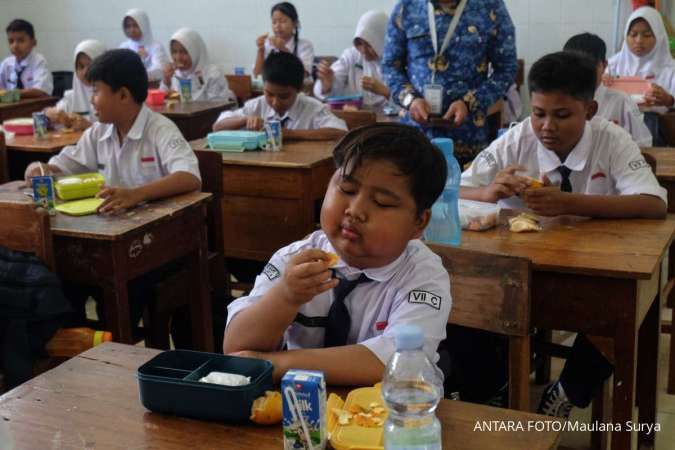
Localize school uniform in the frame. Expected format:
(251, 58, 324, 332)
(0, 51, 53, 94)
(226, 230, 451, 365)
(55, 40, 106, 122)
(261, 37, 314, 79)
(594, 84, 652, 147)
(216, 93, 348, 131)
(160, 28, 235, 103)
(461, 115, 667, 209)
(119, 8, 170, 82)
(49, 103, 201, 187)
(313, 10, 389, 107)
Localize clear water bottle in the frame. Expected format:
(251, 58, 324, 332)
(382, 325, 443, 450)
(423, 137, 461, 246)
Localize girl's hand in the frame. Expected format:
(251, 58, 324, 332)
(645, 83, 675, 107)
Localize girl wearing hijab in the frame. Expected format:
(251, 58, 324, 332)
(253, 2, 314, 80)
(44, 39, 106, 130)
(160, 28, 235, 103)
(119, 8, 169, 82)
(313, 10, 389, 107)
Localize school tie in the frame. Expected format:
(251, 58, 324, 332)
(324, 273, 371, 347)
(15, 65, 25, 89)
(557, 165, 572, 193)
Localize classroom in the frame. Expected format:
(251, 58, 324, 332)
(0, 0, 674, 449)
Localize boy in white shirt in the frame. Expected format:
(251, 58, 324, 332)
(24, 49, 201, 215)
(214, 52, 347, 141)
(223, 123, 451, 384)
(461, 51, 666, 417)
(563, 32, 652, 147)
(0, 19, 52, 97)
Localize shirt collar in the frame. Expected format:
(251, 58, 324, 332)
(14, 51, 34, 68)
(536, 121, 592, 173)
(99, 104, 150, 143)
(329, 241, 410, 283)
(265, 94, 303, 123)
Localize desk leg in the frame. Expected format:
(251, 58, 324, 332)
(102, 277, 132, 344)
(508, 335, 530, 411)
(637, 294, 660, 445)
(670, 305, 675, 395)
(611, 297, 638, 450)
(189, 220, 214, 352)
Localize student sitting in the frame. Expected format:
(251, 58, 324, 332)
(564, 32, 652, 147)
(119, 9, 169, 83)
(44, 39, 106, 131)
(24, 49, 201, 214)
(0, 19, 52, 97)
(223, 123, 451, 384)
(213, 52, 347, 141)
(314, 10, 390, 107)
(461, 51, 666, 417)
(161, 28, 235, 103)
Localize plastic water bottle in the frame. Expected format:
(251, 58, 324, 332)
(423, 137, 461, 246)
(382, 325, 443, 450)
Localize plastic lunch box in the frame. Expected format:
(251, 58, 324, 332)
(137, 350, 273, 422)
(604, 76, 651, 103)
(326, 94, 364, 110)
(54, 173, 105, 200)
(0, 89, 20, 103)
(207, 130, 268, 152)
(2, 118, 34, 135)
(146, 89, 166, 106)
(327, 385, 388, 450)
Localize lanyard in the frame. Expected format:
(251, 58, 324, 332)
(427, 0, 468, 83)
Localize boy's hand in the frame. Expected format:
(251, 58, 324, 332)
(96, 186, 144, 215)
(277, 249, 339, 306)
(246, 116, 264, 131)
(163, 63, 175, 87)
(361, 76, 388, 97)
(256, 33, 268, 50)
(70, 114, 91, 131)
(230, 350, 286, 381)
(522, 186, 572, 216)
(409, 98, 431, 124)
(483, 165, 530, 202)
(317, 60, 334, 92)
(443, 100, 468, 126)
(44, 107, 65, 124)
(645, 83, 675, 107)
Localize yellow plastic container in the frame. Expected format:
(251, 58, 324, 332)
(328, 385, 388, 450)
(54, 173, 105, 200)
(55, 198, 104, 216)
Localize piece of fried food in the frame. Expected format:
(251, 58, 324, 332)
(250, 390, 282, 425)
(523, 176, 543, 188)
(508, 213, 542, 233)
(325, 252, 339, 267)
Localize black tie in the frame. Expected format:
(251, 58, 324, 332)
(324, 273, 370, 347)
(15, 65, 25, 89)
(558, 165, 572, 193)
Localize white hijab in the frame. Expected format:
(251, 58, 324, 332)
(170, 28, 208, 78)
(122, 8, 154, 47)
(70, 39, 106, 115)
(608, 6, 675, 79)
(353, 10, 388, 58)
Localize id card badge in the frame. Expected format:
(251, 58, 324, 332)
(424, 84, 443, 115)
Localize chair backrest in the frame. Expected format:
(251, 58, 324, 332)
(333, 110, 377, 130)
(0, 201, 54, 271)
(516, 59, 525, 90)
(0, 132, 8, 184)
(51, 71, 73, 99)
(225, 75, 253, 106)
(428, 244, 531, 337)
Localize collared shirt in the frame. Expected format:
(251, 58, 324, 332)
(0, 51, 53, 94)
(49, 104, 200, 187)
(160, 64, 236, 103)
(119, 40, 169, 82)
(226, 230, 451, 365)
(260, 37, 315, 79)
(595, 84, 652, 147)
(215, 93, 347, 131)
(461, 116, 667, 209)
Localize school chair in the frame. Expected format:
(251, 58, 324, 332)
(143, 149, 227, 349)
(333, 110, 376, 130)
(0, 132, 8, 184)
(225, 75, 253, 106)
(51, 71, 73, 99)
(0, 201, 54, 271)
(658, 111, 675, 146)
(429, 244, 532, 411)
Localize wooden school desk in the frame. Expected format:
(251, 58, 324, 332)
(643, 147, 675, 212)
(191, 139, 335, 261)
(0, 182, 214, 351)
(4, 131, 82, 181)
(459, 214, 675, 450)
(0, 96, 58, 122)
(0, 342, 564, 450)
(149, 100, 235, 140)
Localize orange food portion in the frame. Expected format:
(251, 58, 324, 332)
(250, 390, 282, 425)
(326, 252, 339, 267)
(524, 176, 543, 188)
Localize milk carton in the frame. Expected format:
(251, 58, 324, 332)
(282, 369, 326, 450)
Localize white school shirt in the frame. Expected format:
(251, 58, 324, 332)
(460, 116, 667, 210)
(313, 47, 387, 107)
(595, 85, 652, 147)
(226, 230, 451, 365)
(161, 64, 235, 103)
(119, 40, 169, 83)
(49, 104, 200, 188)
(215, 93, 347, 131)
(0, 51, 53, 94)
(261, 37, 315, 78)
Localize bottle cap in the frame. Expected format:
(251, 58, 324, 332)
(394, 324, 425, 351)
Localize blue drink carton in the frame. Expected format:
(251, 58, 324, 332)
(178, 78, 192, 103)
(32, 175, 56, 215)
(282, 369, 326, 450)
(32, 112, 49, 140)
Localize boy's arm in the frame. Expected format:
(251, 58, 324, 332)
(28, 57, 53, 96)
(284, 128, 347, 141)
(213, 116, 248, 131)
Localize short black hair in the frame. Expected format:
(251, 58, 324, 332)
(332, 123, 447, 216)
(6, 19, 35, 40)
(262, 52, 304, 91)
(563, 33, 607, 65)
(86, 49, 148, 103)
(528, 51, 597, 102)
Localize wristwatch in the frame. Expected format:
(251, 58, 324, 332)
(401, 91, 421, 110)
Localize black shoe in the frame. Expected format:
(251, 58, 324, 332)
(485, 383, 508, 408)
(537, 382, 573, 419)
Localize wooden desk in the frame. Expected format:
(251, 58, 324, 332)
(643, 147, 675, 212)
(0, 97, 58, 122)
(191, 139, 335, 261)
(5, 131, 82, 181)
(0, 182, 214, 351)
(0, 342, 563, 450)
(149, 100, 235, 140)
(459, 215, 675, 450)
